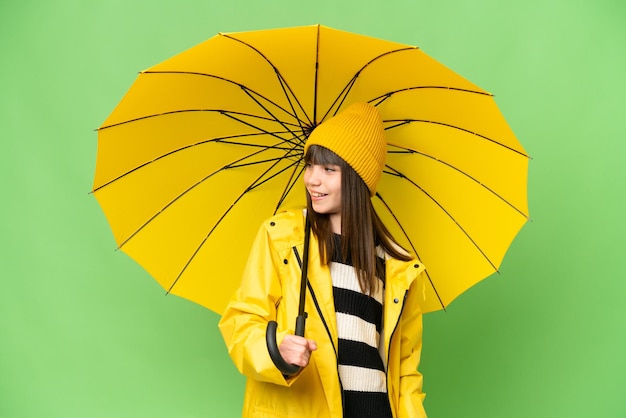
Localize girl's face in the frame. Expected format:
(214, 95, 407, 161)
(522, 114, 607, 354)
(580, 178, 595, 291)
(304, 163, 342, 233)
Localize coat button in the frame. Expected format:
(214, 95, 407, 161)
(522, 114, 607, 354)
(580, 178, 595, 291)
(283, 259, 288, 264)
(270, 221, 276, 226)
(414, 264, 419, 268)
(393, 298, 399, 303)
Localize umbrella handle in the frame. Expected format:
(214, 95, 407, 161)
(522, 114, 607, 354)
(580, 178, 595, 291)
(266, 314, 307, 376)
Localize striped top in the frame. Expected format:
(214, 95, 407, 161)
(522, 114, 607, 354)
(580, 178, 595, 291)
(331, 235, 392, 418)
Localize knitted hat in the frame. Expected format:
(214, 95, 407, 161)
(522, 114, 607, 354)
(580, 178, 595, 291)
(304, 103, 387, 196)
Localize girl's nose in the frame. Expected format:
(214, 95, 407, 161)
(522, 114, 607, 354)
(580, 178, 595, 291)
(304, 165, 322, 185)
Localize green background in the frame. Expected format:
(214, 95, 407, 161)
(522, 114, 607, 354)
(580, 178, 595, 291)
(1, 0, 624, 417)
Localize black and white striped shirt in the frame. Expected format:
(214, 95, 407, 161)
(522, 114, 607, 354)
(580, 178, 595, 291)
(331, 235, 392, 418)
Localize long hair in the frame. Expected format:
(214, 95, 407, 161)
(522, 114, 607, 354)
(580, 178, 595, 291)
(304, 145, 412, 295)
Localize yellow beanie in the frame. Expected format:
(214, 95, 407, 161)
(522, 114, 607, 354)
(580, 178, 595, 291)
(304, 103, 387, 196)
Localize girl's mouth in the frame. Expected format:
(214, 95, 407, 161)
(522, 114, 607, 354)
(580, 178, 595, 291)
(309, 191, 328, 200)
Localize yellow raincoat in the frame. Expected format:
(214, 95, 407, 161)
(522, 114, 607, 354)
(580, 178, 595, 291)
(219, 210, 428, 417)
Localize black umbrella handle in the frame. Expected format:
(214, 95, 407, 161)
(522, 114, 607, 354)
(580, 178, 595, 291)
(266, 314, 306, 376)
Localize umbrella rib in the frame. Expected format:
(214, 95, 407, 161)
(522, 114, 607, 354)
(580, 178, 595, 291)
(320, 46, 416, 120)
(213, 134, 306, 212)
(220, 34, 313, 127)
(384, 164, 500, 273)
(100, 70, 308, 132)
(234, 84, 309, 141)
(313, 24, 321, 124)
(386, 119, 529, 159)
(370, 85, 492, 107)
(246, 156, 302, 191)
(227, 154, 299, 170)
(98, 107, 301, 131)
(319, 75, 359, 122)
(221, 108, 307, 150)
(386, 143, 529, 219)
(273, 64, 313, 133)
(374, 192, 447, 311)
(321, 46, 494, 120)
(114, 139, 298, 249)
(166, 141, 303, 294)
(92, 130, 293, 192)
(216, 138, 305, 211)
(273, 160, 307, 213)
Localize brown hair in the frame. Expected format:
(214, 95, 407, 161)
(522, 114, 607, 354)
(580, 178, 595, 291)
(304, 145, 412, 295)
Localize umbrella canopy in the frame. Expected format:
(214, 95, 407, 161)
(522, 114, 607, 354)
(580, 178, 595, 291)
(93, 24, 529, 315)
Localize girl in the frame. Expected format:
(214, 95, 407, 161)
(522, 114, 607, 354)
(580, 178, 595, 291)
(219, 103, 427, 417)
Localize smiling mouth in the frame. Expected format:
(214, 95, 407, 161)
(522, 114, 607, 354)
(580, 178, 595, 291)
(310, 192, 327, 198)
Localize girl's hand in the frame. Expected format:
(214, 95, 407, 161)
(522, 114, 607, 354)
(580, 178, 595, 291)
(278, 334, 317, 368)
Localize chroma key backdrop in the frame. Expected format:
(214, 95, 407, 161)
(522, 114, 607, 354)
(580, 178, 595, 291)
(1, 1, 624, 417)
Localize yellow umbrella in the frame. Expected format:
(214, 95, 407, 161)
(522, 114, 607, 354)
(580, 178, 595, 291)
(93, 24, 529, 315)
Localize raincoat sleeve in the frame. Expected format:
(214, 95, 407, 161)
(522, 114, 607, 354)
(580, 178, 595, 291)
(398, 274, 427, 418)
(218, 222, 292, 386)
